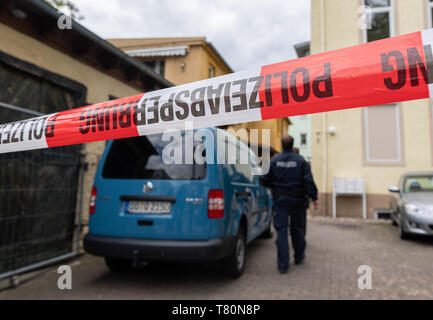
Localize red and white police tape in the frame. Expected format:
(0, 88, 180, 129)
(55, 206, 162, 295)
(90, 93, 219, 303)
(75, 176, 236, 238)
(1, 29, 433, 154)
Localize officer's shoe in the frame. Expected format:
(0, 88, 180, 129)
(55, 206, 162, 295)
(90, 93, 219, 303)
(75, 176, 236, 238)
(294, 255, 305, 265)
(278, 268, 289, 274)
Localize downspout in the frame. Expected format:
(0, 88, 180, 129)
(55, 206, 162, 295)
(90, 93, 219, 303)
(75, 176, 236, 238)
(320, 0, 328, 216)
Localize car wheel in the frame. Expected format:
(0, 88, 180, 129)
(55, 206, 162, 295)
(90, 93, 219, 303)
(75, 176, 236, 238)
(222, 226, 246, 278)
(399, 221, 411, 240)
(104, 257, 132, 272)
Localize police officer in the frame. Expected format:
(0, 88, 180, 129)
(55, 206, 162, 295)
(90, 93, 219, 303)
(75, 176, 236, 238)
(260, 135, 318, 274)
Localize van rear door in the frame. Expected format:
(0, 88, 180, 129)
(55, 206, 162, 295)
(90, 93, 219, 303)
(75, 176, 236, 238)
(91, 133, 210, 241)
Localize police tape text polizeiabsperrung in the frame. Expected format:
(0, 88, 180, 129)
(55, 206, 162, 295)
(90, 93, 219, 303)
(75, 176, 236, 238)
(1, 29, 433, 153)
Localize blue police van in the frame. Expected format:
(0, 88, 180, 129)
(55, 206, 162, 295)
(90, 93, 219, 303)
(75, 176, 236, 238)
(84, 127, 272, 278)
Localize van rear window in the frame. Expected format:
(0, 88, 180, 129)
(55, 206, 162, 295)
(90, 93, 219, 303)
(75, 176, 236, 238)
(102, 134, 206, 180)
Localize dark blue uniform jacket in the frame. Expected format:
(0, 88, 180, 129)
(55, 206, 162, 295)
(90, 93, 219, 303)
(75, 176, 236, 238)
(260, 150, 318, 202)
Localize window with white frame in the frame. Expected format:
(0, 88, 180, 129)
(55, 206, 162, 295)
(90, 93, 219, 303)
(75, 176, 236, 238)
(143, 60, 165, 76)
(363, 0, 394, 42)
(428, 0, 433, 28)
(364, 104, 402, 163)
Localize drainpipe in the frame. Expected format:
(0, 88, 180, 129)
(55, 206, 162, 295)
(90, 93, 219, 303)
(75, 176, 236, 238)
(320, 0, 328, 216)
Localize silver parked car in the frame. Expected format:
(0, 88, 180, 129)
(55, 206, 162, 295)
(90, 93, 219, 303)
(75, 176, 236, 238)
(389, 172, 433, 239)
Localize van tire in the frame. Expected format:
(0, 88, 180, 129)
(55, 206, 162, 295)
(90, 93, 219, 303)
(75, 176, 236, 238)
(104, 257, 132, 272)
(222, 226, 246, 278)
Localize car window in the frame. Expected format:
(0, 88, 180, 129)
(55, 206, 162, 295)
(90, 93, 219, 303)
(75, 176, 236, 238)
(403, 176, 433, 193)
(102, 133, 206, 180)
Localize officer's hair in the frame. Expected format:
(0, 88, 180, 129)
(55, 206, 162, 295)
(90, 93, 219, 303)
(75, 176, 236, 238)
(281, 135, 294, 151)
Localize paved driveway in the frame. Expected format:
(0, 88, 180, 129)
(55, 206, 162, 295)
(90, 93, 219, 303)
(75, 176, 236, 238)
(1, 217, 432, 299)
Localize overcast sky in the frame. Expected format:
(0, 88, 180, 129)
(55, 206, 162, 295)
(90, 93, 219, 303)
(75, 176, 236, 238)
(71, 0, 310, 72)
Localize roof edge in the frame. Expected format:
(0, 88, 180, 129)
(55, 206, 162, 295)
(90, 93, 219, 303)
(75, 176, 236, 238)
(18, 0, 173, 89)
(205, 41, 233, 73)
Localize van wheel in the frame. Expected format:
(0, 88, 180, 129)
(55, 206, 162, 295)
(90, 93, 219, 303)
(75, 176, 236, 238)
(222, 226, 246, 278)
(104, 257, 132, 272)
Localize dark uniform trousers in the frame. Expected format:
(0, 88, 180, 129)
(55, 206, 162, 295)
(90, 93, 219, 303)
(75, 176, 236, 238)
(259, 150, 317, 271)
(274, 195, 306, 271)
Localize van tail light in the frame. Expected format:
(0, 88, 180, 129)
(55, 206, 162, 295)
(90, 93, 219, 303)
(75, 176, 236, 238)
(90, 187, 97, 214)
(208, 189, 224, 218)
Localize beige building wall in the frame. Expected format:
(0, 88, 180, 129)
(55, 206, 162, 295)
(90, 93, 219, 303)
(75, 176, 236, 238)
(163, 46, 204, 84)
(164, 45, 229, 84)
(0, 23, 142, 238)
(310, 0, 433, 218)
(108, 37, 232, 85)
(227, 118, 290, 154)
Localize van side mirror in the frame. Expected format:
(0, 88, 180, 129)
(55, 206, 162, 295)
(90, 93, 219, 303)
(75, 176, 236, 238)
(388, 186, 400, 193)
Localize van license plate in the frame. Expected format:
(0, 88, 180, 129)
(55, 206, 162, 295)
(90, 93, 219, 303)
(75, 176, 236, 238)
(126, 201, 171, 214)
